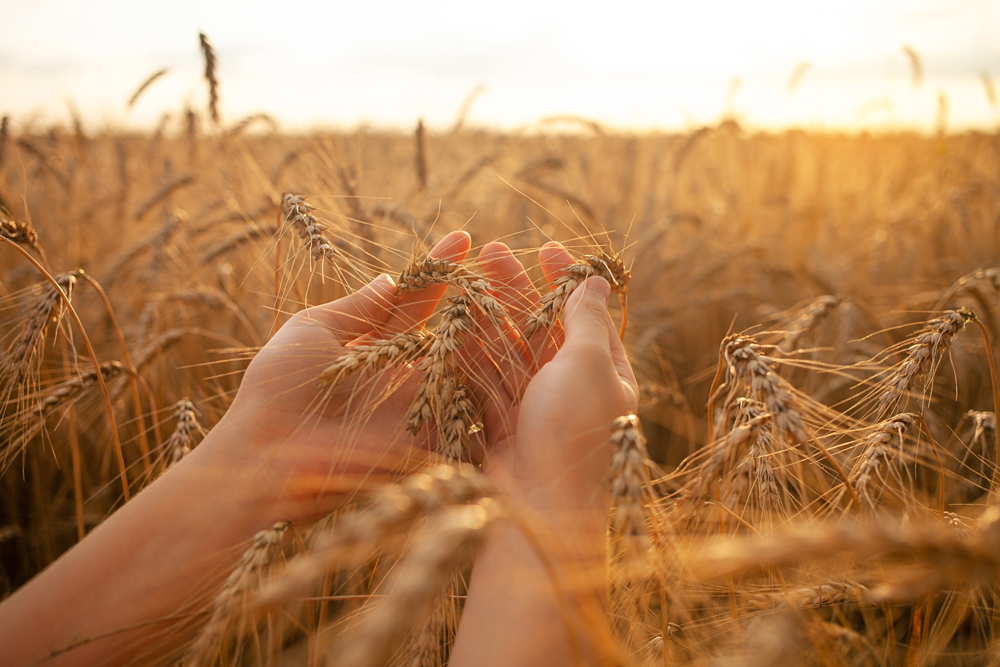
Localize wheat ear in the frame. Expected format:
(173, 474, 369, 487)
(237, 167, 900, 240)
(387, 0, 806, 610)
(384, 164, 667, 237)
(396, 257, 506, 330)
(31, 361, 126, 422)
(257, 464, 494, 608)
(524, 251, 631, 340)
(876, 309, 975, 417)
(406, 295, 475, 438)
(280, 192, 347, 276)
(164, 398, 204, 469)
(198, 32, 220, 126)
(609, 414, 653, 578)
(185, 521, 290, 667)
(319, 331, 432, 387)
(336, 499, 505, 667)
(850, 412, 918, 511)
(5, 270, 81, 387)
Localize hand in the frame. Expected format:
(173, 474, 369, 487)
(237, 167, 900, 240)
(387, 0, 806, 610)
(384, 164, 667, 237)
(209, 232, 473, 524)
(471, 241, 638, 506)
(449, 245, 638, 667)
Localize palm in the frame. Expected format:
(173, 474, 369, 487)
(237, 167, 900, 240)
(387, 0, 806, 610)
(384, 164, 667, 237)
(224, 235, 574, 522)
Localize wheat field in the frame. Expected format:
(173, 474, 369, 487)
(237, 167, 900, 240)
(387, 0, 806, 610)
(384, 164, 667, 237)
(2, 81, 1000, 667)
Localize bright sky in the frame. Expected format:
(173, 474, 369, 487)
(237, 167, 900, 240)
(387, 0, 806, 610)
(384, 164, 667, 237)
(2, 0, 999, 133)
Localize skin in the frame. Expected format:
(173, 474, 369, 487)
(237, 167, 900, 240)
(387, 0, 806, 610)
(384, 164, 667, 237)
(0, 232, 637, 667)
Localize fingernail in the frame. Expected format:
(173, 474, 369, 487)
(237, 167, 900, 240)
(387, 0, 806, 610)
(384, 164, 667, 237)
(586, 276, 611, 301)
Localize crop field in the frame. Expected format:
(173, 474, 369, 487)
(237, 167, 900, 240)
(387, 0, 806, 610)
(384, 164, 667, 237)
(1, 95, 1000, 666)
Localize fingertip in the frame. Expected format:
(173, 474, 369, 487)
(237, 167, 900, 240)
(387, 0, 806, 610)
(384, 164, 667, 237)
(370, 272, 396, 298)
(565, 276, 611, 313)
(430, 230, 472, 261)
(538, 243, 575, 285)
(478, 241, 513, 265)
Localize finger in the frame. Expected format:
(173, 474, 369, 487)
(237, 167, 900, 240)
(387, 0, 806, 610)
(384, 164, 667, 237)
(530, 241, 576, 361)
(539, 241, 576, 288)
(294, 273, 396, 345)
(473, 242, 538, 394)
(380, 231, 471, 334)
(562, 276, 637, 409)
(603, 300, 639, 411)
(561, 276, 614, 355)
(478, 242, 539, 328)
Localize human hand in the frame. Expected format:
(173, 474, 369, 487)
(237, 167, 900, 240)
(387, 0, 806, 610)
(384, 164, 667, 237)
(208, 232, 473, 524)
(471, 242, 638, 509)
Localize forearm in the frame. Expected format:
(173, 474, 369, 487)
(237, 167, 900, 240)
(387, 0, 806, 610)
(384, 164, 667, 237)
(0, 417, 288, 667)
(450, 439, 612, 667)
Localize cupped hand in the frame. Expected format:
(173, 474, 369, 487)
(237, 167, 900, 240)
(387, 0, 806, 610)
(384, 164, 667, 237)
(469, 243, 638, 506)
(215, 232, 472, 524)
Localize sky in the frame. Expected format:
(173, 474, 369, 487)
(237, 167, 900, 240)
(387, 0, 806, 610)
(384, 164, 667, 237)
(2, 0, 999, 133)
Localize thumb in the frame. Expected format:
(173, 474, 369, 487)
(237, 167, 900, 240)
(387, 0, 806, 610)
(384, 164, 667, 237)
(562, 276, 613, 353)
(562, 276, 638, 409)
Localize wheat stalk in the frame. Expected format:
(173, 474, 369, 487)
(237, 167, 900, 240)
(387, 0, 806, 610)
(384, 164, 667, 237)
(198, 32, 220, 126)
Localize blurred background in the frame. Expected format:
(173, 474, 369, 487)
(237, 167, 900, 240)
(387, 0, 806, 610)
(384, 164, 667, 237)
(2, 0, 999, 133)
